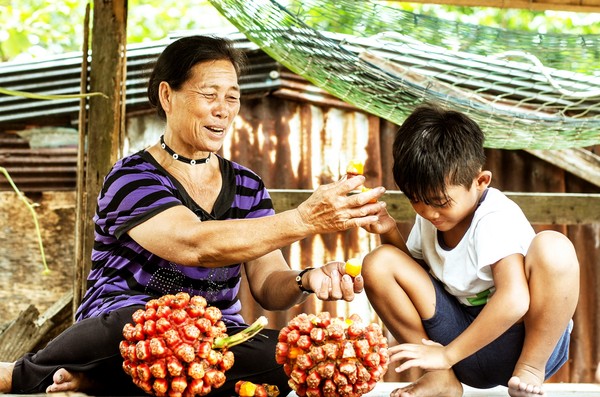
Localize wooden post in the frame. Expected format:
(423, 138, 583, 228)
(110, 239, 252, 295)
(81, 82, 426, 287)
(73, 0, 128, 311)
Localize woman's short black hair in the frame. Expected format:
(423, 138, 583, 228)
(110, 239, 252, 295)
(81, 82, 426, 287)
(392, 103, 486, 204)
(147, 35, 247, 120)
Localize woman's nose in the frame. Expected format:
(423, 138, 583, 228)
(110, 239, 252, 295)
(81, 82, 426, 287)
(212, 98, 228, 118)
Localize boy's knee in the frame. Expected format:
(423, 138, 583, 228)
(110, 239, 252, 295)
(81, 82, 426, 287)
(527, 230, 578, 273)
(362, 244, 409, 286)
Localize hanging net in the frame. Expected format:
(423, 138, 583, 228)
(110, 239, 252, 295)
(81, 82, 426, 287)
(209, 0, 600, 150)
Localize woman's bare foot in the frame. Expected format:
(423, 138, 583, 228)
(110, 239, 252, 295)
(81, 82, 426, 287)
(0, 362, 14, 393)
(390, 370, 463, 397)
(46, 368, 93, 393)
(595, 361, 600, 383)
(508, 366, 546, 397)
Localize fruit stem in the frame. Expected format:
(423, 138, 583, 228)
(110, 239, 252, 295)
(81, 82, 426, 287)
(213, 316, 268, 349)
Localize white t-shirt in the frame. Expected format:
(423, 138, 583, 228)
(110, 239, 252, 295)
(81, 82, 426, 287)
(406, 187, 535, 306)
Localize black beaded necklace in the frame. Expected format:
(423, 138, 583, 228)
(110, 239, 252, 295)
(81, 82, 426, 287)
(160, 135, 211, 165)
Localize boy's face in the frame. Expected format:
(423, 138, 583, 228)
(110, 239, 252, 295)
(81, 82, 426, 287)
(409, 172, 490, 232)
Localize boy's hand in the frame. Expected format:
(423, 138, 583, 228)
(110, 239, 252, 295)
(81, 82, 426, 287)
(361, 205, 396, 235)
(388, 339, 452, 373)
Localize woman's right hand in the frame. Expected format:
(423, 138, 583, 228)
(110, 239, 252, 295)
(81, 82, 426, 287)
(296, 175, 386, 233)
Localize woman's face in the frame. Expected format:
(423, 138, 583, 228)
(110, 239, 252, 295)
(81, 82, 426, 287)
(162, 59, 241, 154)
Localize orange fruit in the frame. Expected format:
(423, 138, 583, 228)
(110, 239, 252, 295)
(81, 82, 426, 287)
(346, 159, 364, 176)
(361, 186, 377, 203)
(345, 258, 362, 277)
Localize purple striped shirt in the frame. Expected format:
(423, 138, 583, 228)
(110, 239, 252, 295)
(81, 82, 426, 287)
(75, 151, 274, 326)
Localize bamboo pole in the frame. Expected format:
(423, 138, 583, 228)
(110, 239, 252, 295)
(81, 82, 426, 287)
(73, 2, 91, 319)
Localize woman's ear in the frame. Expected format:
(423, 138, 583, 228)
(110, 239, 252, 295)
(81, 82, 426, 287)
(476, 170, 492, 190)
(158, 81, 172, 114)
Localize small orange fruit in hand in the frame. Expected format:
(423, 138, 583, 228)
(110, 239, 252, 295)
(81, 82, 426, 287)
(345, 257, 362, 277)
(346, 159, 364, 177)
(361, 186, 377, 203)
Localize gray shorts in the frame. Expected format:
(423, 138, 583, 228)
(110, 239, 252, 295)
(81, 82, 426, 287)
(422, 275, 571, 389)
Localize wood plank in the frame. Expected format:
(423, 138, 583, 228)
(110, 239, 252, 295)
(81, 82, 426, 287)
(269, 189, 600, 225)
(386, 0, 600, 13)
(0, 305, 52, 362)
(526, 148, 600, 189)
(0, 291, 73, 362)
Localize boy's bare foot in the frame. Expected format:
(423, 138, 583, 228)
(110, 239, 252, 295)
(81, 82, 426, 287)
(508, 370, 546, 397)
(390, 370, 463, 397)
(0, 362, 14, 393)
(46, 368, 93, 393)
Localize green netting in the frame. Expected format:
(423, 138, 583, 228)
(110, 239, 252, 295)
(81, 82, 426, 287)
(209, 0, 600, 149)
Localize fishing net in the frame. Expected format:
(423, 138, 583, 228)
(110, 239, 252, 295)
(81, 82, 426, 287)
(209, 0, 600, 149)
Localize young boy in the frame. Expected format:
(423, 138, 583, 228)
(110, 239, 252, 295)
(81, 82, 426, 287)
(362, 103, 579, 397)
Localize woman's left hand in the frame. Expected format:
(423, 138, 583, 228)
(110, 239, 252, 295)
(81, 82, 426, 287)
(388, 339, 452, 373)
(307, 261, 364, 302)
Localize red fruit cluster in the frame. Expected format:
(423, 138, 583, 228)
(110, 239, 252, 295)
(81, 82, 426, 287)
(276, 312, 389, 397)
(120, 292, 233, 397)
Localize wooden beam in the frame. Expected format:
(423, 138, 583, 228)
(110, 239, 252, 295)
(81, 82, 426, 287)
(74, 0, 128, 309)
(269, 189, 600, 225)
(382, 0, 600, 13)
(526, 148, 600, 188)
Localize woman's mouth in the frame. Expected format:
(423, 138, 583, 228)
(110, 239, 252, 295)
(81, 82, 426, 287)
(206, 126, 225, 135)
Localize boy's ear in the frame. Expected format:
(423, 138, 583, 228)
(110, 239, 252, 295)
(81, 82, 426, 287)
(476, 170, 492, 190)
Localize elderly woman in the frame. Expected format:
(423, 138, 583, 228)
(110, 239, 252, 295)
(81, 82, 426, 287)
(0, 35, 385, 395)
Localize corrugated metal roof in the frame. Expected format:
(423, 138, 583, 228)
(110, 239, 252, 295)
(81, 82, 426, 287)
(0, 32, 347, 193)
(0, 132, 77, 192)
(0, 32, 282, 125)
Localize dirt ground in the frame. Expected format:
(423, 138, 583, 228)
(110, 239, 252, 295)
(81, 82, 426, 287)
(0, 191, 76, 324)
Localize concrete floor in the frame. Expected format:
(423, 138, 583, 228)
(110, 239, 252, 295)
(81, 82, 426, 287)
(286, 382, 600, 396)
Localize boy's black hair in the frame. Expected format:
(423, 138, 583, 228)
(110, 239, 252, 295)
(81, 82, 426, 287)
(392, 103, 486, 205)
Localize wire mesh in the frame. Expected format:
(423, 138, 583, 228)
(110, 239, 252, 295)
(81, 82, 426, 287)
(209, 0, 600, 149)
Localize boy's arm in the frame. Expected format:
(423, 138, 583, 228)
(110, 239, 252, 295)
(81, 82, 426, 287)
(444, 253, 530, 366)
(380, 224, 410, 253)
(390, 253, 529, 372)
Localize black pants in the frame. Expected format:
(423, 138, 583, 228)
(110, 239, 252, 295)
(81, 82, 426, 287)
(12, 306, 291, 396)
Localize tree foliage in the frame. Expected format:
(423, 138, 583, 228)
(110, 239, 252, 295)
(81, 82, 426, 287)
(0, 0, 234, 62)
(0, 0, 598, 62)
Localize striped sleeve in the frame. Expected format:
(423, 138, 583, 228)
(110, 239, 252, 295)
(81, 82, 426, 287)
(95, 154, 182, 239)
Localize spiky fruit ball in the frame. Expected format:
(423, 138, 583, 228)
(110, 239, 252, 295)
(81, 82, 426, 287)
(120, 292, 233, 397)
(276, 312, 389, 397)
